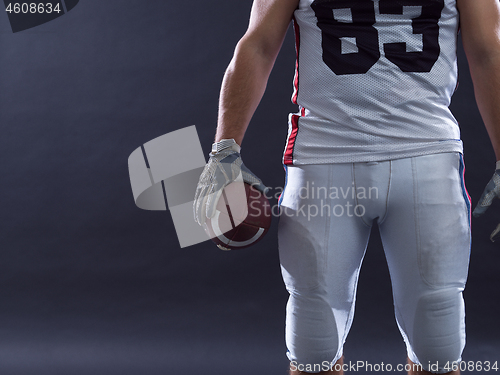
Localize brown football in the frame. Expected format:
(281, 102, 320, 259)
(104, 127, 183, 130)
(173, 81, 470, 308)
(204, 182, 272, 250)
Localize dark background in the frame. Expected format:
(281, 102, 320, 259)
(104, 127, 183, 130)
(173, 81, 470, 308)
(0, 1, 499, 374)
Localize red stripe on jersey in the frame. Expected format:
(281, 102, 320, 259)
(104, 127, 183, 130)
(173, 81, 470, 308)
(292, 16, 300, 105)
(283, 107, 305, 165)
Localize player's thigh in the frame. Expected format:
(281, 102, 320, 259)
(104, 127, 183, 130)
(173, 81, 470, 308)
(380, 152, 470, 290)
(278, 164, 372, 293)
(415, 152, 470, 288)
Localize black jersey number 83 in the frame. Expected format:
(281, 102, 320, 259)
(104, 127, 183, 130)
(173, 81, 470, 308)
(311, 0, 445, 75)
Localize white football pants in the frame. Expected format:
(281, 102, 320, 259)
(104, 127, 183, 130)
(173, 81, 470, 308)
(278, 152, 471, 374)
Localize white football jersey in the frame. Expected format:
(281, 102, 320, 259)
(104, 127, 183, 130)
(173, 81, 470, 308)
(283, 0, 462, 165)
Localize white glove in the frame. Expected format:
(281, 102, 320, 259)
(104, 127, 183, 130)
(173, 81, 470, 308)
(193, 139, 266, 226)
(473, 160, 500, 241)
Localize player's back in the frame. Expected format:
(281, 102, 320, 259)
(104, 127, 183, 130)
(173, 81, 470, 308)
(284, 0, 462, 165)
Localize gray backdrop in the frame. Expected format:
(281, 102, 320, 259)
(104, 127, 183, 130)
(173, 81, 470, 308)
(0, 1, 499, 374)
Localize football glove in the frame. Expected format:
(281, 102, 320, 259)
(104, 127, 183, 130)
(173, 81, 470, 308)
(193, 139, 266, 226)
(473, 160, 500, 242)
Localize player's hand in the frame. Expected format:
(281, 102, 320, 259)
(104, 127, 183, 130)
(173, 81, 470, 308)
(473, 161, 500, 241)
(193, 139, 267, 226)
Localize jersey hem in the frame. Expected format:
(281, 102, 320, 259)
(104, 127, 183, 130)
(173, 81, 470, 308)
(284, 142, 463, 165)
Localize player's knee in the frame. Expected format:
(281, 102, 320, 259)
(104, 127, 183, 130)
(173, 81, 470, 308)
(411, 288, 466, 373)
(286, 291, 341, 369)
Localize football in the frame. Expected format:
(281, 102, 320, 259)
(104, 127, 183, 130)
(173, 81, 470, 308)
(204, 182, 272, 250)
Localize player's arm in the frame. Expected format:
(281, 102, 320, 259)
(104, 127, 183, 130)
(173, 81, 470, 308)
(215, 0, 299, 145)
(194, 0, 298, 227)
(459, 0, 500, 231)
(458, 0, 500, 159)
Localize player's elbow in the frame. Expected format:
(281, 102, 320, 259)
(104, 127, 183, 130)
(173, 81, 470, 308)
(465, 49, 500, 85)
(233, 33, 280, 69)
(465, 44, 500, 69)
(462, 27, 500, 68)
